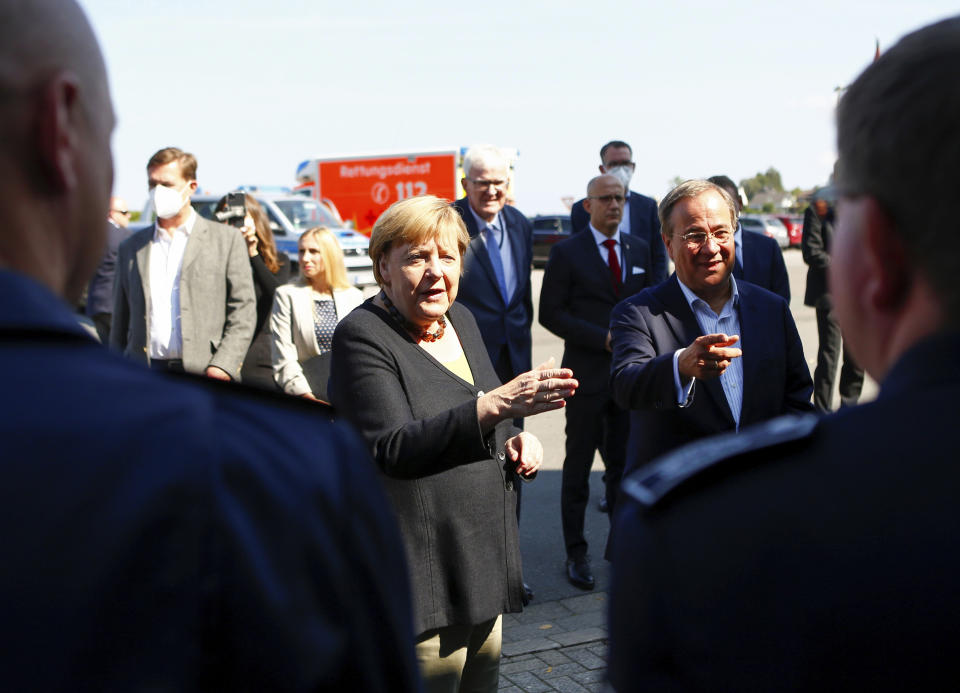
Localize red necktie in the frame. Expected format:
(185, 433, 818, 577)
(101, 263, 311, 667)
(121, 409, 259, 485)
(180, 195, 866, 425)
(603, 239, 622, 294)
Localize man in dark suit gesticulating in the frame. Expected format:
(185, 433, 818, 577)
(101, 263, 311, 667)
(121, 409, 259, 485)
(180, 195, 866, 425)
(609, 179, 813, 478)
(540, 174, 652, 590)
(570, 140, 668, 284)
(453, 145, 533, 385)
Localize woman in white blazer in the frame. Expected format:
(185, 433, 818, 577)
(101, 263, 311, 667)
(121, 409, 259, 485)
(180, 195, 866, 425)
(270, 227, 363, 400)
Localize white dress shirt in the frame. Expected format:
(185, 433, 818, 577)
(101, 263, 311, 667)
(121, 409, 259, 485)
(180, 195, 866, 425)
(148, 210, 197, 359)
(671, 276, 744, 428)
(588, 225, 624, 281)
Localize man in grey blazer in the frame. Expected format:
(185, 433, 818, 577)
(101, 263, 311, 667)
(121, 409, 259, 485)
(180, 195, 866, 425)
(112, 148, 256, 380)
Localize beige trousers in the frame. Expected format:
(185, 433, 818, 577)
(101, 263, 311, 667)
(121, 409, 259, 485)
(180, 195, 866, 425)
(414, 615, 502, 693)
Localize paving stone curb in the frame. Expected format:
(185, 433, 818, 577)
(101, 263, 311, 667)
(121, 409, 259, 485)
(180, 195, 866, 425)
(499, 592, 609, 692)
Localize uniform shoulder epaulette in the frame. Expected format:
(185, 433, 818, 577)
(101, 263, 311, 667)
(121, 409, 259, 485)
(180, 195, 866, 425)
(621, 413, 819, 509)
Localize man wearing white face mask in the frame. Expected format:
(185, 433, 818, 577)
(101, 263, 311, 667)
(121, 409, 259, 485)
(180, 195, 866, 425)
(571, 140, 668, 284)
(112, 147, 256, 380)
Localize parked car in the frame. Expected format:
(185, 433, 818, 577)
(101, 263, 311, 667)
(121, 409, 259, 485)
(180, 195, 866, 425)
(739, 214, 789, 249)
(775, 214, 804, 247)
(531, 214, 573, 267)
(139, 192, 372, 288)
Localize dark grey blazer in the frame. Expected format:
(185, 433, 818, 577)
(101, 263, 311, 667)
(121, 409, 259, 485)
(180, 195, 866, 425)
(328, 300, 524, 634)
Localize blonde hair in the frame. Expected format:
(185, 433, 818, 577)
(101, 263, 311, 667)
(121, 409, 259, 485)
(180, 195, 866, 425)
(369, 195, 469, 286)
(298, 226, 351, 290)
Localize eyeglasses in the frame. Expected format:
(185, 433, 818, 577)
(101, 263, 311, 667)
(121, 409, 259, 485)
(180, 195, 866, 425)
(111, 209, 131, 216)
(678, 229, 732, 249)
(604, 160, 635, 169)
(466, 178, 507, 190)
(589, 194, 626, 205)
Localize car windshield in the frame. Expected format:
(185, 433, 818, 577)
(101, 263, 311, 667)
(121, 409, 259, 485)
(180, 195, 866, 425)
(767, 218, 787, 229)
(274, 200, 338, 232)
(533, 217, 571, 232)
(740, 218, 763, 229)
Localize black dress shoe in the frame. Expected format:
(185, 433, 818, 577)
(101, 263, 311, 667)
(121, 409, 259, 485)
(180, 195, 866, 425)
(566, 559, 595, 591)
(521, 582, 534, 606)
(598, 496, 609, 513)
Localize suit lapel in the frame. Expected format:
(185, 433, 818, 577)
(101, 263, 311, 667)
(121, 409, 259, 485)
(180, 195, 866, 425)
(134, 230, 152, 307)
(575, 229, 618, 301)
(181, 215, 207, 275)
(655, 277, 700, 347)
(657, 276, 735, 424)
(501, 209, 526, 306)
(296, 285, 319, 352)
(620, 235, 648, 295)
(460, 201, 508, 307)
(736, 283, 761, 422)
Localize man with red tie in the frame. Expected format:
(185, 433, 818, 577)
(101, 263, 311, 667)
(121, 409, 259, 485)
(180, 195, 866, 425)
(539, 174, 652, 590)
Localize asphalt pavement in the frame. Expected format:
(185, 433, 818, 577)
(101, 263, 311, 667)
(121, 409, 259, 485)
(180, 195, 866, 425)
(498, 249, 876, 691)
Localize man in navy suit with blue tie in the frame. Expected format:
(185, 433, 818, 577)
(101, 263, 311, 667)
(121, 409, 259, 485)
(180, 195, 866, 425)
(570, 140, 668, 284)
(454, 145, 534, 385)
(541, 174, 652, 590)
(453, 144, 535, 603)
(708, 174, 790, 303)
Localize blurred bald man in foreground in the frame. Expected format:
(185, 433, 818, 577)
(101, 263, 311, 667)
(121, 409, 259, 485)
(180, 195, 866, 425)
(0, 1, 419, 690)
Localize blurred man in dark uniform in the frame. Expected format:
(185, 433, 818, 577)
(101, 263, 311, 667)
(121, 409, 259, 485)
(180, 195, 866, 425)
(0, 1, 420, 689)
(803, 191, 864, 411)
(608, 15, 960, 692)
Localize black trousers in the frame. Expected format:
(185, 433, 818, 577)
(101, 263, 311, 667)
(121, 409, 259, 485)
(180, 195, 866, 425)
(561, 390, 628, 561)
(814, 295, 864, 412)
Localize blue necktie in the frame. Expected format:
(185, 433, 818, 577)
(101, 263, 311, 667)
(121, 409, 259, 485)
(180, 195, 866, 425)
(484, 226, 509, 302)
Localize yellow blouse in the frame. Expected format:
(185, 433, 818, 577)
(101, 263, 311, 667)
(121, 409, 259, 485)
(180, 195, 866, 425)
(443, 352, 474, 385)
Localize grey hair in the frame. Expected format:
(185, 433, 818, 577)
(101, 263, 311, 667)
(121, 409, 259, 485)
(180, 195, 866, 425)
(462, 144, 508, 179)
(658, 180, 737, 238)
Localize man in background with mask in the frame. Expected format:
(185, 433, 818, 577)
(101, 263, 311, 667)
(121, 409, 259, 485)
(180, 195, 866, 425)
(571, 140, 667, 284)
(112, 147, 256, 380)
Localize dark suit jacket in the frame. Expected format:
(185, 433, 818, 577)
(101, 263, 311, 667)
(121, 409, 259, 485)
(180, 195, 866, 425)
(85, 220, 130, 317)
(736, 228, 790, 303)
(801, 205, 833, 306)
(571, 190, 668, 284)
(539, 229, 652, 395)
(0, 268, 419, 693)
(609, 275, 813, 475)
(453, 198, 533, 378)
(608, 331, 960, 692)
(328, 301, 524, 634)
